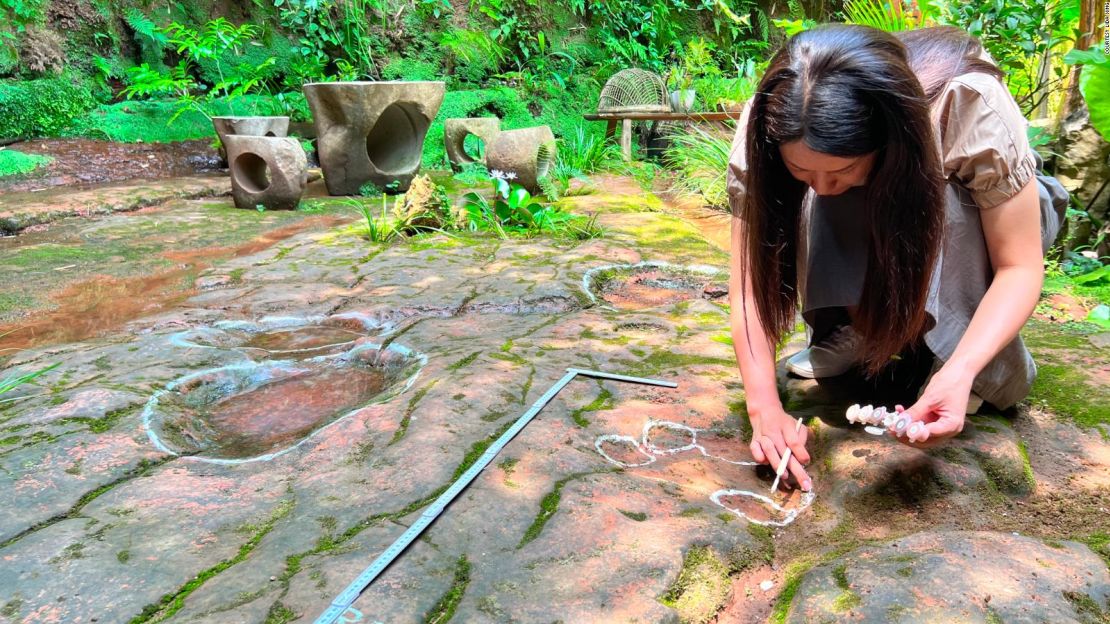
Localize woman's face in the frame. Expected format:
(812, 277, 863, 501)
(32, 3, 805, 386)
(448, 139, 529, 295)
(779, 140, 876, 196)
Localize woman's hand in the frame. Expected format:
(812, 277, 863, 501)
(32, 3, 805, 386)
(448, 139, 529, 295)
(749, 407, 812, 491)
(895, 366, 972, 447)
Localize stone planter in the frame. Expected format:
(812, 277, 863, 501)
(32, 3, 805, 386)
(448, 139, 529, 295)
(669, 89, 696, 113)
(444, 117, 501, 171)
(303, 81, 445, 195)
(211, 116, 290, 162)
(485, 126, 557, 194)
(224, 135, 307, 211)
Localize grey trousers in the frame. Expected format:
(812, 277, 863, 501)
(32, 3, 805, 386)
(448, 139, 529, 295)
(801, 150, 1070, 409)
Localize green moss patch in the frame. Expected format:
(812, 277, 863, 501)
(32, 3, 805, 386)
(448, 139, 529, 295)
(518, 472, 595, 548)
(1062, 590, 1109, 623)
(830, 563, 862, 612)
(659, 545, 731, 624)
(569, 387, 614, 428)
(129, 499, 294, 623)
(0, 150, 52, 177)
(65, 94, 283, 143)
(424, 555, 471, 624)
(1023, 320, 1110, 428)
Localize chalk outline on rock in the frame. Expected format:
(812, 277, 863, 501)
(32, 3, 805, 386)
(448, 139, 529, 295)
(594, 419, 815, 526)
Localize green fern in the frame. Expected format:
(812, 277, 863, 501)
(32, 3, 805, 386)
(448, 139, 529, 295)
(843, 0, 911, 32)
(124, 8, 168, 47)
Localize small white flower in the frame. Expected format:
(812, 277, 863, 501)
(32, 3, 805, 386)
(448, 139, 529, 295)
(489, 169, 507, 180)
(505, 171, 518, 180)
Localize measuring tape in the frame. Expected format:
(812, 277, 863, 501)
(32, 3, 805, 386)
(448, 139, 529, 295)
(314, 367, 678, 624)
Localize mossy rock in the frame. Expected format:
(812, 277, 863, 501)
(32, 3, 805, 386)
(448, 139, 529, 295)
(659, 545, 731, 624)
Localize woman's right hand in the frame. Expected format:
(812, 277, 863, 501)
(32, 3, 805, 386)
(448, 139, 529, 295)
(749, 406, 812, 491)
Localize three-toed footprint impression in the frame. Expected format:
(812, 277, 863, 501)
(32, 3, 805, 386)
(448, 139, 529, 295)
(595, 420, 815, 527)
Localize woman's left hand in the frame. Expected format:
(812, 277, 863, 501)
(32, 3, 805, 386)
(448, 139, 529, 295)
(893, 366, 973, 448)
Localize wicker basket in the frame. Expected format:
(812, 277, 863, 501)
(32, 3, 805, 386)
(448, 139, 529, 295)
(597, 69, 669, 113)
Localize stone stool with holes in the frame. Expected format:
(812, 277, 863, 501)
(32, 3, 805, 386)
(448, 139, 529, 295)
(211, 116, 290, 163)
(224, 135, 308, 211)
(485, 126, 557, 194)
(444, 117, 501, 171)
(303, 81, 445, 195)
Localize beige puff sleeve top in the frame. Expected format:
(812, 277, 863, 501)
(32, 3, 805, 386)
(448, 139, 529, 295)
(725, 69, 1038, 214)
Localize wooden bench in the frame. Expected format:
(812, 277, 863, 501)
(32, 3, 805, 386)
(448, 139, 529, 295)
(582, 111, 741, 161)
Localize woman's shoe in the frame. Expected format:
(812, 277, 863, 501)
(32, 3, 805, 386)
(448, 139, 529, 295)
(785, 325, 862, 379)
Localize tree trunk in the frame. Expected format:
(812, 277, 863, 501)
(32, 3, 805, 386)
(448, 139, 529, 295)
(1056, 0, 1101, 127)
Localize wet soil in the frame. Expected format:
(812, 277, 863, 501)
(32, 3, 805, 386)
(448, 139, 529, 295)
(0, 203, 351, 353)
(0, 139, 221, 193)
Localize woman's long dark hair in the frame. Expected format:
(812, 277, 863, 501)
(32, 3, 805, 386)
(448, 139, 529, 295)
(738, 24, 998, 375)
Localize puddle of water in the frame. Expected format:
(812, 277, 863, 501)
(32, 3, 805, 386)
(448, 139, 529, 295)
(0, 139, 221, 193)
(0, 215, 348, 353)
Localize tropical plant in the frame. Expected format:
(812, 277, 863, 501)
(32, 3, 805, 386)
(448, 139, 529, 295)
(461, 173, 591, 238)
(558, 125, 622, 174)
(1063, 46, 1110, 141)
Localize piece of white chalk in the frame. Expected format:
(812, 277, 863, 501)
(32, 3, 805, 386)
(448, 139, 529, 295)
(770, 418, 804, 492)
(864, 425, 886, 435)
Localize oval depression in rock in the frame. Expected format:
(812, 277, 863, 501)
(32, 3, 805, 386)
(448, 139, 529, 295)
(143, 342, 424, 462)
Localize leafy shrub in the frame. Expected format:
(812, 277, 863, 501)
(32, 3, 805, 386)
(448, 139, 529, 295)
(0, 72, 98, 138)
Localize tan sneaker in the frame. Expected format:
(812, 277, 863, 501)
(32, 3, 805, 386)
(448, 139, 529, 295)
(785, 325, 862, 379)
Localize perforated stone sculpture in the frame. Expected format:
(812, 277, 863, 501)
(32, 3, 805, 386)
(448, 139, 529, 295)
(303, 81, 445, 195)
(444, 117, 501, 171)
(211, 116, 290, 161)
(485, 126, 556, 194)
(224, 135, 308, 211)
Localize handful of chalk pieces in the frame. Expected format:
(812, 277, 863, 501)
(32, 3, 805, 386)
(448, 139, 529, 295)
(845, 404, 929, 443)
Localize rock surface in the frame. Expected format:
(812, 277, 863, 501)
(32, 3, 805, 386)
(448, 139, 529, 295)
(0, 173, 1107, 623)
(786, 531, 1110, 623)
